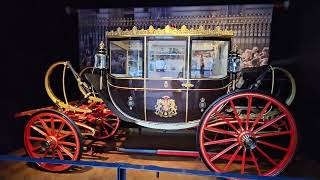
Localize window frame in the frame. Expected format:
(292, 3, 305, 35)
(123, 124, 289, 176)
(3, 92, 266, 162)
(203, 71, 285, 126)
(108, 37, 144, 78)
(146, 36, 188, 79)
(189, 36, 231, 79)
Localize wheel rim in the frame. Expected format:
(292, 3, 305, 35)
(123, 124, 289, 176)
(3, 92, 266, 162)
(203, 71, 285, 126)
(198, 92, 297, 176)
(93, 107, 120, 140)
(24, 112, 81, 172)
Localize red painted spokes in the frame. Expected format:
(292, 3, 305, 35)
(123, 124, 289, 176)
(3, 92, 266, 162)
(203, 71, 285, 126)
(93, 110, 120, 139)
(198, 91, 297, 176)
(24, 111, 82, 172)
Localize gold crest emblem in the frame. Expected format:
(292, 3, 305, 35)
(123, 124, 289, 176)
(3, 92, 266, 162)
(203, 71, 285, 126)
(154, 96, 178, 118)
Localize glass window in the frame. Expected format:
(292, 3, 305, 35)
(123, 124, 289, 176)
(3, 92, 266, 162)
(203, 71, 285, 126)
(147, 38, 186, 79)
(191, 40, 229, 79)
(110, 40, 143, 77)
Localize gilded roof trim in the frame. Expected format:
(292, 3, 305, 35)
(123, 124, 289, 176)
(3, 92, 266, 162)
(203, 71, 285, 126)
(106, 25, 233, 38)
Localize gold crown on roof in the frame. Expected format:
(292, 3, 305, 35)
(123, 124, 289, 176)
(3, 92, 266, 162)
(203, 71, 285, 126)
(106, 25, 234, 38)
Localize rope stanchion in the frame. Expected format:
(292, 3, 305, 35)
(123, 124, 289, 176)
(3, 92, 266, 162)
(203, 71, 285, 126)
(0, 155, 314, 180)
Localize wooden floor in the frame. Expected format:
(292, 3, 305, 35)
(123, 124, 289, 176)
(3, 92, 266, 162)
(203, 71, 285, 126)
(0, 128, 319, 180)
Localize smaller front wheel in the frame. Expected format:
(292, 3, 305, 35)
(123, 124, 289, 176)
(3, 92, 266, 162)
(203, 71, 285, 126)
(24, 110, 83, 172)
(197, 90, 297, 176)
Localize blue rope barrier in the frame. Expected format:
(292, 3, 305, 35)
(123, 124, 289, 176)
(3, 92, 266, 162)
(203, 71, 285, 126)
(0, 155, 314, 180)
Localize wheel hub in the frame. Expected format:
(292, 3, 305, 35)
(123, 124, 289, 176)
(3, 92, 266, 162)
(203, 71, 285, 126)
(96, 118, 102, 124)
(42, 136, 58, 150)
(239, 132, 256, 150)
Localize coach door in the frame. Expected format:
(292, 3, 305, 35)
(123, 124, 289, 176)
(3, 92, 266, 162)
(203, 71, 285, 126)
(145, 36, 189, 123)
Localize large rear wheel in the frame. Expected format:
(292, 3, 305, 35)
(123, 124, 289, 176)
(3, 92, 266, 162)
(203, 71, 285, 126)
(197, 90, 297, 176)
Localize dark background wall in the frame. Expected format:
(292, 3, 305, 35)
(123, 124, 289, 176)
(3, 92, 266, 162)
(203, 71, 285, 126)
(2, 0, 320, 160)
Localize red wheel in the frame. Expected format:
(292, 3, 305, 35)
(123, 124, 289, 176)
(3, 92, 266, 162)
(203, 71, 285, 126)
(197, 90, 297, 176)
(92, 108, 120, 140)
(24, 110, 83, 172)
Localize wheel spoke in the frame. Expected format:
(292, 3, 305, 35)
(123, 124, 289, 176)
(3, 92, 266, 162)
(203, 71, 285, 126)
(241, 148, 246, 174)
(102, 125, 109, 135)
(56, 149, 64, 160)
(223, 145, 242, 172)
(42, 149, 49, 158)
(256, 146, 277, 166)
(246, 96, 252, 130)
(51, 150, 56, 159)
(215, 103, 226, 113)
(257, 140, 288, 152)
(32, 145, 42, 152)
(206, 120, 238, 127)
(215, 111, 239, 133)
(209, 142, 238, 162)
(253, 114, 286, 133)
(39, 118, 51, 136)
(204, 138, 237, 146)
(59, 141, 77, 147)
(103, 121, 114, 129)
(57, 121, 65, 136)
(230, 100, 243, 130)
(58, 132, 73, 140)
(31, 126, 48, 138)
(250, 101, 272, 131)
(105, 116, 119, 121)
(29, 136, 46, 141)
(204, 135, 214, 142)
(51, 117, 55, 136)
(104, 130, 109, 135)
(207, 152, 253, 162)
(255, 130, 292, 138)
(250, 149, 261, 175)
(204, 127, 237, 137)
(59, 145, 74, 159)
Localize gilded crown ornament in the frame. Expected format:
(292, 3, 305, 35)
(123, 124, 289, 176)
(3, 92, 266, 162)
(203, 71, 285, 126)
(106, 25, 234, 38)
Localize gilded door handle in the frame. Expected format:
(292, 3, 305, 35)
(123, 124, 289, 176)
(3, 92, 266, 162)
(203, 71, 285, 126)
(181, 82, 194, 88)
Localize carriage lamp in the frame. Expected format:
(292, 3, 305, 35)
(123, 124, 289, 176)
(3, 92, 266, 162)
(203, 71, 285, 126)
(94, 41, 107, 90)
(228, 51, 242, 91)
(228, 51, 241, 73)
(94, 41, 107, 70)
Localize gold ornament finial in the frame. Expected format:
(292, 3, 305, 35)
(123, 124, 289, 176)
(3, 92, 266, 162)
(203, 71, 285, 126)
(232, 43, 238, 52)
(99, 41, 105, 49)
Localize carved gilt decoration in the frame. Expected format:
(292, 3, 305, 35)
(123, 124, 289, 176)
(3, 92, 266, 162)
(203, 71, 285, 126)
(106, 25, 234, 38)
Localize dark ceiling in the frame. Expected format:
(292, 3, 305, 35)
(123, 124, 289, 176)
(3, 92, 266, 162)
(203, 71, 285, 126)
(64, 0, 287, 8)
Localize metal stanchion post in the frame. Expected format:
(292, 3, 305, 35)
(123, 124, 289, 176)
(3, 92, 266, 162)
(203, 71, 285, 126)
(117, 167, 126, 180)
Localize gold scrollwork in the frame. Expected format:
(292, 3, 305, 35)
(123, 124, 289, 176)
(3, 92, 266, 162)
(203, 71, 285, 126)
(106, 25, 234, 38)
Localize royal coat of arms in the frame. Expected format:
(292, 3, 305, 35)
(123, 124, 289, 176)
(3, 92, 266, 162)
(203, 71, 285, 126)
(154, 96, 178, 118)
